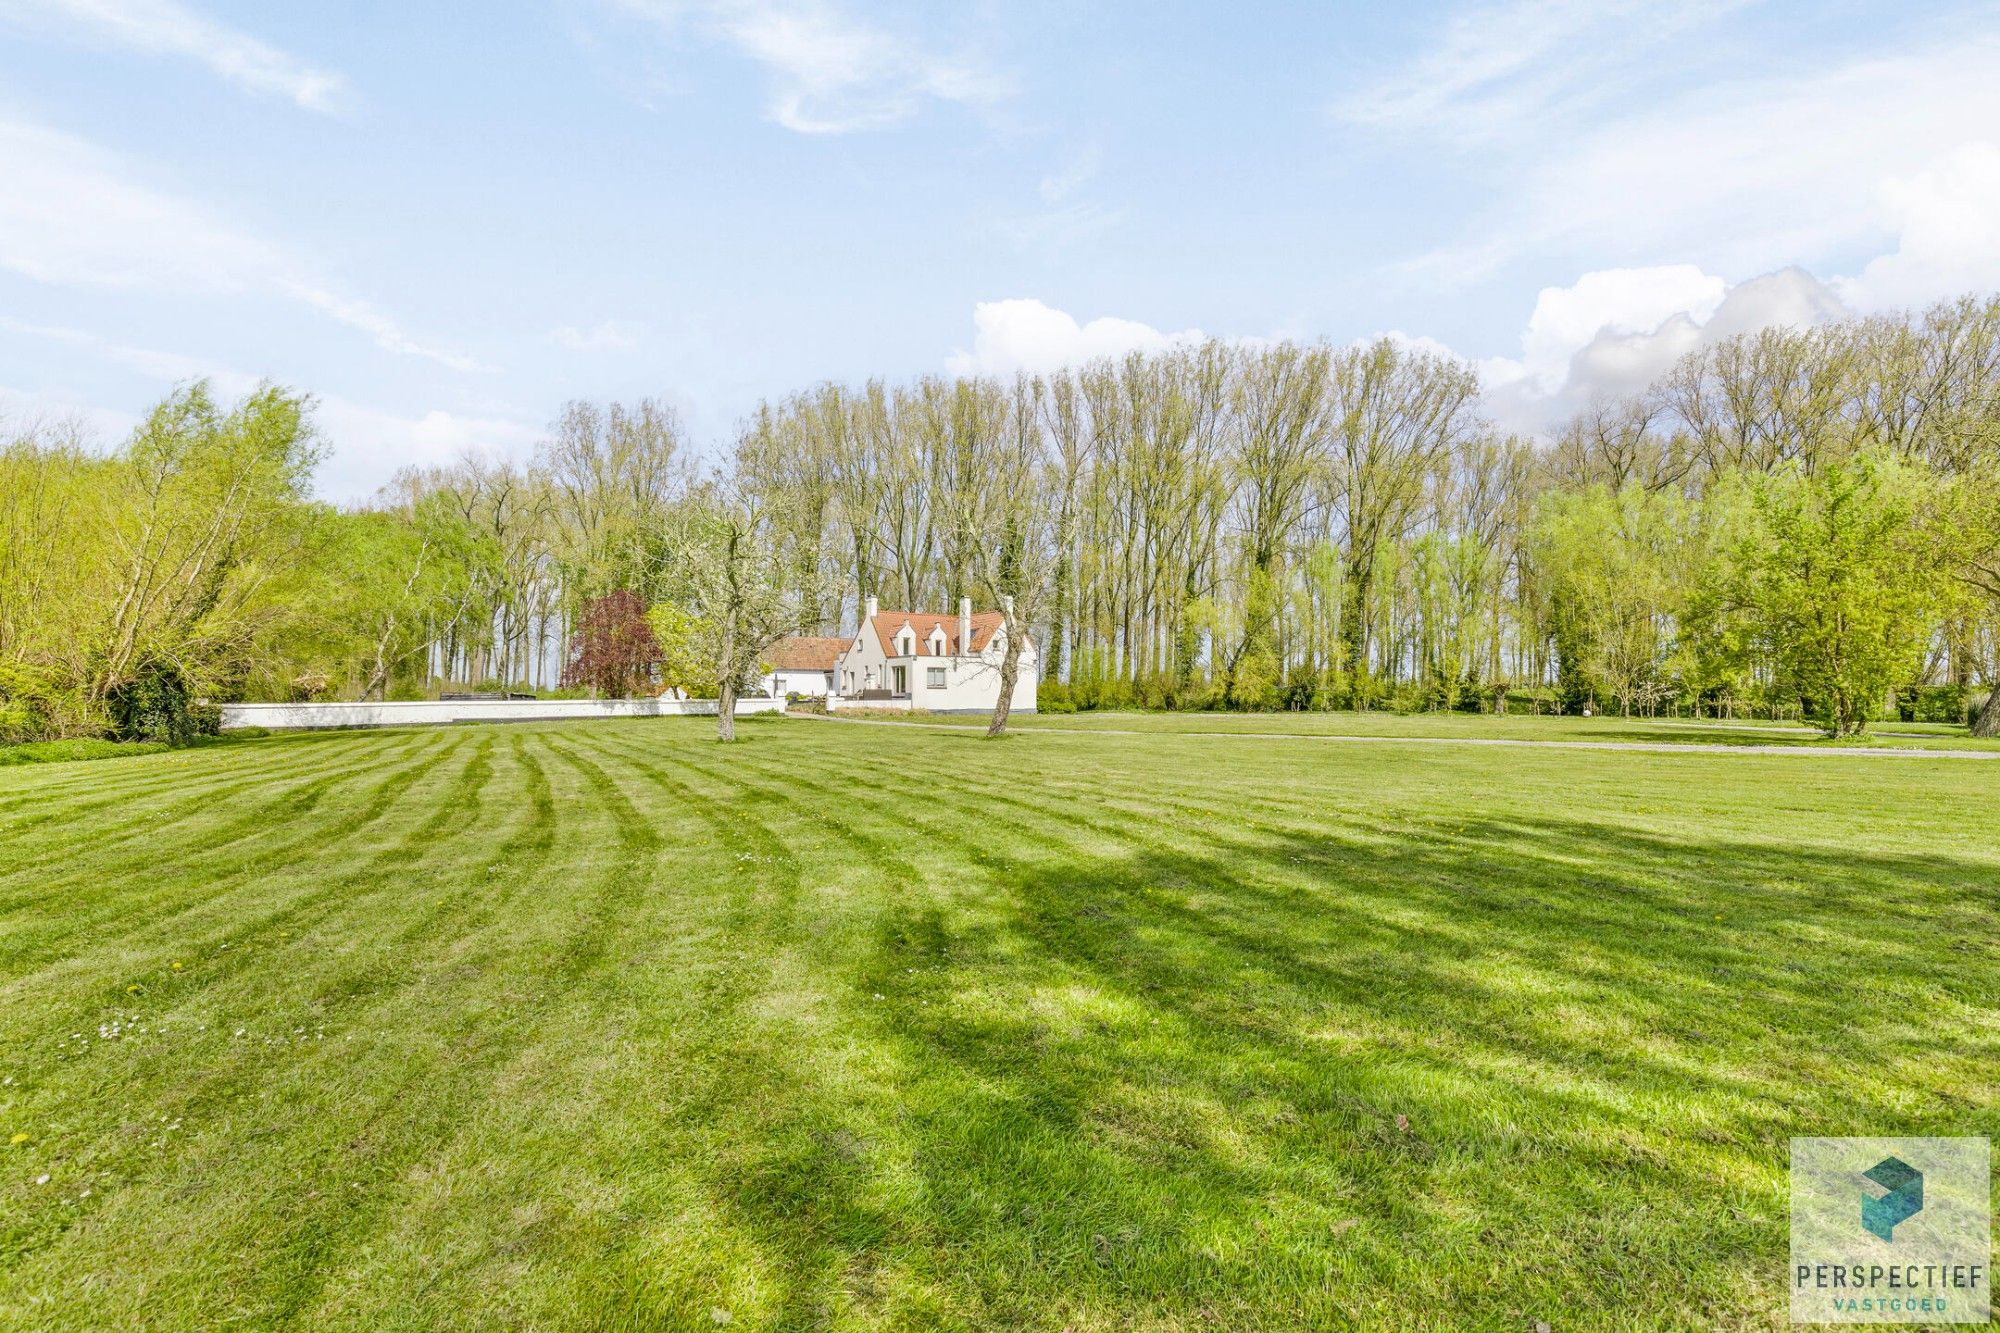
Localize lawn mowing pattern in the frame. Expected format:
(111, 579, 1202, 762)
(2, 718, 1996, 1330)
(886, 708, 2000, 752)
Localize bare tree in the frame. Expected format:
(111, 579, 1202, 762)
(942, 375, 1058, 737)
(666, 464, 828, 742)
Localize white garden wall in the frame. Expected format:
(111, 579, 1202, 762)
(221, 697, 787, 731)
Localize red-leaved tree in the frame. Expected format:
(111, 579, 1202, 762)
(561, 590, 661, 698)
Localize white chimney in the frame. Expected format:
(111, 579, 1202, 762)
(864, 594, 878, 621)
(957, 596, 972, 655)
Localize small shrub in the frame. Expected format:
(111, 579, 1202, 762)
(0, 738, 166, 766)
(1346, 674, 1390, 712)
(1897, 685, 1969, 725)
(1037, 680, 1077, 714)
(1375, 681, 1425, 714)
(108, 659, 216, 747)
(1226, 651, 1282, 711)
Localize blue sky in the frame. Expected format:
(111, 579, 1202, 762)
(4, 0, 1999, 499)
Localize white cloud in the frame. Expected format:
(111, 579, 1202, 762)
(1408, 33, 2000, 283)
(551, 319, 647, 352)
(1480, 267, 1851, 433)
(1, 0, 346, 111)
(610, 0, 1007, 133)
(1481, 264, 1727, 395)
(0, 115, 482, 371)
(1367, 330, 1462, 362)
(1835, 142, 2000, 313)
(945, 299, 1207, 377)
(1470, 122, 2000, 432)
(1336, 0, 1746, 144)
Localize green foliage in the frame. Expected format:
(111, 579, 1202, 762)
(1716, 451, 1958, 737)
(0, 660, 85, 742)
(1898, 685, 1969, 725)
(1066, 644, 1136, 711)
(0, 736, 171, 765)
(0, 733, 244, 766)
(645, 602, 719, 698)
(1528, 484, 1686, 717)
(106, 657, 218, 746)
(1225, 647, 1282, 710)
(10, 305, 2000, 740)
(1, 381, 319, 738)
(1034, 679, 1077, 713)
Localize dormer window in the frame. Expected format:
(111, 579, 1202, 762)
(897, 630, 914, 655)
(927, 627, 946, 655)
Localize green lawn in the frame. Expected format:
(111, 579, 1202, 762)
(2, 718, 1996, 1329)
(899, 707, 2000, 751)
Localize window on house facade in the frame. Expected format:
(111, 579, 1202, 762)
(926, 667, 946, 689)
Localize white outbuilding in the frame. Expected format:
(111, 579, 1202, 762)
(832, 595, 1037, 714)
(757, 636, 844, 698)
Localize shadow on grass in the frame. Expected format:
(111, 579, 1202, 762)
(684, 805, 2000, 1328)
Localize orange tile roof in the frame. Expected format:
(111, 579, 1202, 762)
(763, 636, 846, 670)
(870, 610, 1008, 657)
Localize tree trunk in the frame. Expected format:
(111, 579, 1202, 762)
(716, 604, 738, 742)
(1974, 683, 2000, 738)
(987, 603, 1023, 738)
(717, 674, 737, 742)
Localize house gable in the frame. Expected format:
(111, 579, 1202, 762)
(868, 610, 1012, 658)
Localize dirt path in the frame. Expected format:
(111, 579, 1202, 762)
(799, 713, 1999, 760)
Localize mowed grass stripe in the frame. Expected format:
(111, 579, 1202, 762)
(603, 730, 1383, 1323)
(0, 726, 399, 815)
(0, 730, 402, 852)
(0, 729, 439, 923)
(227, 733, 602, 1325)
(452, 730, 936, 1329)
(0, 730, 484, 1055)
(0, 729, 439, 894)
(664, 728, 1437, 1324)
(0, 731, 457, 977)
(0, 731, 486, 1274)
(0, 731, 571, 1321)
(280, 731, 769, 1326)
(828, 730, 1995, 1112)
(869, 737, 1770, 1322)
(0, 724, 436, 827)
(283, 725, 930, 1326)
(3, 719, 1996, 1330)
(599, 723, 1990, 1324)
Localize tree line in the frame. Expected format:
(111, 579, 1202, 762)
(4, 295, 1998, 744)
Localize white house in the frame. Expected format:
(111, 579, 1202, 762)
(758, 636, 844, 698)
(834, 595, 1037, 714)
